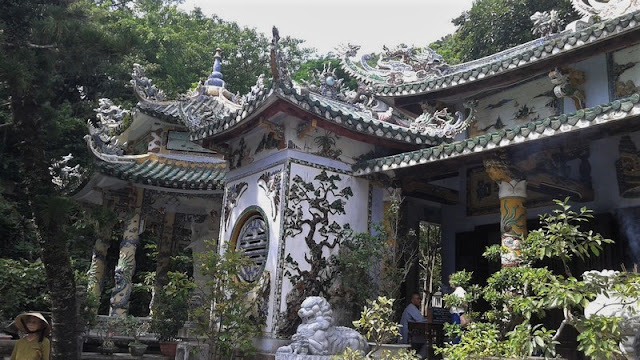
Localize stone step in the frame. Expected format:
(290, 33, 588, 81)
(81, 352, 171, 360)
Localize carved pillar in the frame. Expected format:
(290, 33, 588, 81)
(484, 157, 528, 267)
(110, 188, 144, 316)
(497, 180, 527, 266)
(87, 235, 111, 300)
(155, 211, 175, 296)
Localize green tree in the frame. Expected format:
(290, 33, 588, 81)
(418, 222, 442, 311)
(430, 0, 579, 63)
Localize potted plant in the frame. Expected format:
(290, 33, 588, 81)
(96, 318, 116, 355)
(116, 315, 149, 356)
(346, 296, 419, 360)
(437, 198, 640, 360)
(150, 278, 190, 357)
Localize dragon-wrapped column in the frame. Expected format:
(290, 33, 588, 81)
(484, 157, 527, 267)
(87, 233, 111, 300)
(110, 188, 144, 316)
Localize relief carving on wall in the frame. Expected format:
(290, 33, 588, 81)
(613, 62, 638, 99)
(224, 182, 248, 228)
(616, 135, 640, 198)
(229, 138, 250, 170)
(279, 170, 353, 336)
(258, 171, 282, 220)
(313, 131, 342, 160)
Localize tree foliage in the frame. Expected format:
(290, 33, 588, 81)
(179, 241, 261, 358)
(0, 259, 49, 321)
(0, 0, 313, 357)
(430, 0, 579, 63)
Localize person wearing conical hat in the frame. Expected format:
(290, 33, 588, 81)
(10, 312, 50, 360)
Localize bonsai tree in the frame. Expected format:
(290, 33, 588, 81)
(340, 296, 420, 360)
(438, 198, 640, 360)
(115, 315, 149, 352)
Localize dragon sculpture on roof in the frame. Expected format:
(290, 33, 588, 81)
(410, 100, 478, 138)
(339, 43, 452, 85)
(571, 0, 640, 20)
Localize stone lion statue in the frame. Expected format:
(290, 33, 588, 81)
(277, 296, 368, 356)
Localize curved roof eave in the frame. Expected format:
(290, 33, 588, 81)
(353, 93, 640, 175)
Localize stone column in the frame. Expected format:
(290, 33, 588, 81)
(110, 188, 144, 316)
(484, 157, 528, 267)
(497, 180, 527, 267)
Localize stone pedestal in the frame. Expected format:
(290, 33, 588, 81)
(176, 341, 210, 360)
(276, 354, 332, 360)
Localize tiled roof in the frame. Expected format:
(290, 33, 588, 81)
(98, 157, 226, 190)
(346, 11, 640, 97)
(189, 85, 442, 146)
(137, 95, 240, 132)
(353, 94, 640, 175)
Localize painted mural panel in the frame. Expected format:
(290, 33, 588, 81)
(612, 43, 640, 99)
(467, 146, 593, 215)
(284, 118, 376, 164)
(470, 75, 558, 136)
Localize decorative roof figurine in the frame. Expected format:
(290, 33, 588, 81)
(131, 64, 166, 101)
(410, 100, 478, 138)
(84, 98, 129, 158)
(270, 26, 292, 88)
(299, 63, 345, 100)
(339, 43, 452, 85)
(530, 10, 564, 37)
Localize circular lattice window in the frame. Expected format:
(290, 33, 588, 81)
(234, 214, 268, 282)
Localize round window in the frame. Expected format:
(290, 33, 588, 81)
(235, 214, 268, 282)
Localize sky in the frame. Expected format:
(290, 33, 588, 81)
(178, 0, 475, 55)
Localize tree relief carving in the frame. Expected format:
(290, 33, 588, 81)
(258, 171, 282, 220)
(224, 182, 248, 229)
(278, 170, 353, 336)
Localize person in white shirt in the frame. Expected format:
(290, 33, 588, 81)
(449, 282, 467, 344)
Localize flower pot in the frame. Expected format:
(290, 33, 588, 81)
(159, 341, 178, 357)
(98, 345, 115, 355)
(128, 342, 148, 356)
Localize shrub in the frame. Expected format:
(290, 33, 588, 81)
(437, 198, 640, 360)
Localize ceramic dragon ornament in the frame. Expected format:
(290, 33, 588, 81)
(410, 100, 478, 138)
(339, 43, 452, 85)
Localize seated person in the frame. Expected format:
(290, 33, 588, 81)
(400, 293, 427, 359)
(400, 293, 426, 343)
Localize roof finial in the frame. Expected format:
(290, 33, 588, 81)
(270, 26, 292, 88)
(206, 48, 225, 88)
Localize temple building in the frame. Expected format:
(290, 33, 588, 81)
(77, 1, 640, 355)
